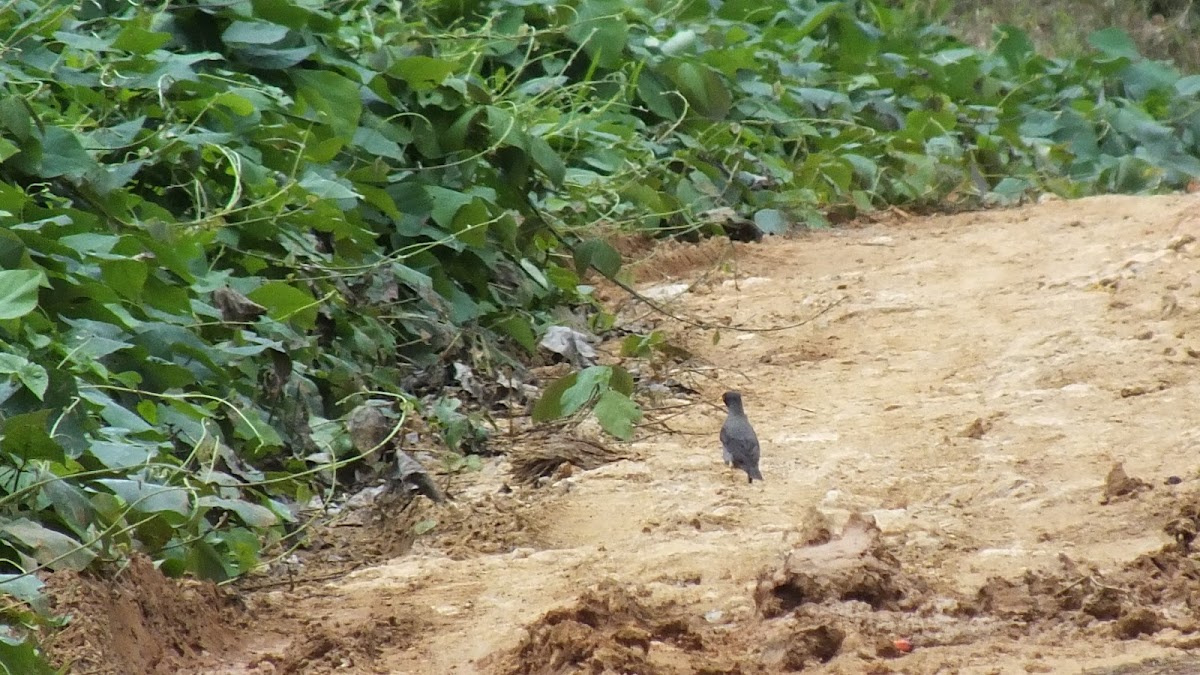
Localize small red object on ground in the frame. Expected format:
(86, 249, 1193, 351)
(893, 638, 913, 653)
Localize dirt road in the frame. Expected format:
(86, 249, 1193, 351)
(49, 195, 1200, 673)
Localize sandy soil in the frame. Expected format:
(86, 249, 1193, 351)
(45, 194, 1200, 674)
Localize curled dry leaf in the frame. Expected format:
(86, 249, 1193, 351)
(539, 326, 597, 367)
(212, 286, 268, 323)
(347, 401, 396, 454)
(392, 451, 446, 504)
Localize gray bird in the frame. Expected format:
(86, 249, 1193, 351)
(720, 391, 763, 483)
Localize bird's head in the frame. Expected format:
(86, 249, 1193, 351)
(722, 391, 743, 409)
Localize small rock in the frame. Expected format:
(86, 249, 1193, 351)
(641, 283, 691, 301)
(867, 509, 910, 535)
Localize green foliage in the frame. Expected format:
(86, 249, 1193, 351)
(0, 0, 1197, 628)
(533, 365, 642, 439)
(0, 0, 593, 611)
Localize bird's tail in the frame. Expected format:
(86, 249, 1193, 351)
(747, 466, 764, 482)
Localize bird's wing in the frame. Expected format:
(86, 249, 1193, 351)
(724, 432, 754, 456)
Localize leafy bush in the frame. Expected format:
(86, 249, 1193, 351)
(0, 0, 593, 597)
(0, 0, 1197, 632)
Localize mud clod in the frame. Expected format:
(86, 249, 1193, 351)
(755, 514, 923, 618)
(787, 624, 845, 667)
(1114, 608, 1163, 640)
(42, 556, 242, 674)
(500, 582, 710, 675)
(1101, 462, 1151, 504)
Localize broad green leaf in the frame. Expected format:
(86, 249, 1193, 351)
(560, 365, 610, 415)
(1176, 75, 1200, 96)
(1088, 28, 1139, 60)
(218, 527, 262, 573)
(994, 25, 1035, 70)
(1120, 61, 1180, 100)
(137, 400, 158, 424)
(359, 185, 402, 218)
(211, 91, 258, 116)
(89, 441, 155, 469)
(449, 198, 490, 248)
(99, 258, 148, 301)
(566, 0, 629, 69)
(246, 282, 318, 330)
(0, 98, 34, 147)
(197, 496, 278, 527)
(188, 539, 231, 581)
(95, 478, 191, 516)
(0, 518, 95, 571)
(38, 127, 96, 179)
(529, 136, 565, 187)
(793, 2, 840, 39)
(233, 44, 314, 70)
(532, 371, 578, 422)
(0, 353, 49, 399)
(592, 389, 641, 440)
(60, 232, 118, 256)
(298, 171, 361, 200)
(0, 269, 45, 320)
(113, 24, 171, 54)
(753, 209, 788, 235)
(353, 127, 406, 160)
(251, 0, 325, 28)
(636, 70, 680, 119)
(392, 56, 455, 90)
(0, 410, 62, 462)
(573, 238, 622, 277)
(40, 476, 97, 538)
(0, 137, 19, 162)
(0, 573, 48, 614)
(223, 20, 290, 45)
(426, 186, 487, 246)
(669, 63, 731, 120)
(291, 70, 362, 138)
(495, 315, 537, 353)
(231, 406, 285, 448)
